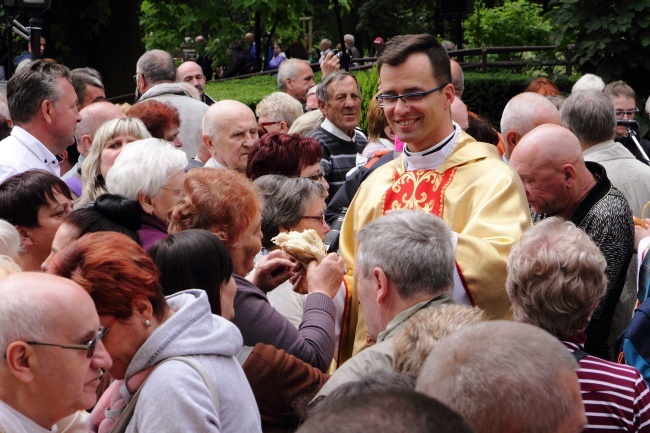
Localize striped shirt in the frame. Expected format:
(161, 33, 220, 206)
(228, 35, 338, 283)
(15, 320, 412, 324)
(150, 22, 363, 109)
(564, 333, 650, 432)
(308, 123, 368, 199)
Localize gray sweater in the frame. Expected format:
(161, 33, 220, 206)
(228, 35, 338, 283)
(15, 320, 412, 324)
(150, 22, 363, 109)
(122, 289, 261, 433)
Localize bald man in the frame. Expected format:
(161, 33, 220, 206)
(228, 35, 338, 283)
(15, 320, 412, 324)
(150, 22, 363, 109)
(177, 61, 215, 106)
(202, 100, 258, 173)
(500, 92, 561, 161)
(510, 124, 634, 360)
(0, 273, 111, 431)
(450, 59, 464, 99)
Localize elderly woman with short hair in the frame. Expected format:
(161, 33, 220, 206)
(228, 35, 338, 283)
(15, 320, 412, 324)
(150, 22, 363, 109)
(106, 138, 187, 250)
(506, 217, 650, 431)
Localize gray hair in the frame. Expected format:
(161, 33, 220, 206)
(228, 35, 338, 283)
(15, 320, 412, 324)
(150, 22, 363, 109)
(7, 60, 70, 124)
(357, 210, 454, 299)
(507, 217, 606, 339)
(70, 67, 104, 104)
(560, 90, 616, 147)
(416, 321, 582, 433)
(255, 92, 304, 126)
(344, 34, 354, 45)
(321, 39, 332, 49)
(254, 174, 326, 249)
(277, 58, 309, 92)
(0, 285, 49, 355)
(106, 138, 188, 200)
(287, 110, 324, 136)
(572, 73, 605, 93)
(136, 49, 176, 84)
(0, 92, 9, 120)
(500, 92, 559, 138)
(316, 70, 359, 103)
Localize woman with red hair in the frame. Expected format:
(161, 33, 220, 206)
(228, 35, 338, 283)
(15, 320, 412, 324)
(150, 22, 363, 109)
(246, 132, 329, 191)
(127, 100, 183, 148)
(48, 231, 261, 433)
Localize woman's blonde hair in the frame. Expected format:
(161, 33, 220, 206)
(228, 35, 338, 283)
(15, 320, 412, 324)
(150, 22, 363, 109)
(78, 117, 151, 206)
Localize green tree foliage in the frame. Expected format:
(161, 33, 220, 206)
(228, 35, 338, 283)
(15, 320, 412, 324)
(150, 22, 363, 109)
(464, 0, 551, 48)
(139, 0, 341, 69)
(546, 0, 650, 95)
(356, 0, 436, 43)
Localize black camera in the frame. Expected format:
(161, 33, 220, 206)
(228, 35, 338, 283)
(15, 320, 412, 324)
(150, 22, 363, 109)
(332, 49, 343, 59)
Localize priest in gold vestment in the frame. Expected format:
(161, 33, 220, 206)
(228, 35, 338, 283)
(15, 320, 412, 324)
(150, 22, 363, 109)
(336, 34, 532, 364)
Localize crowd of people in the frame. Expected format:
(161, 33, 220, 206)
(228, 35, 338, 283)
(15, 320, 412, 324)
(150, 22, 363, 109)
(1, 32, 650, 433)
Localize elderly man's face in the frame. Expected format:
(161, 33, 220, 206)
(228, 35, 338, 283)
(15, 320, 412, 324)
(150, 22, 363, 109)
(509, 156, 567, 215)
(38, 289, 112, 419)
(355, 262, 383, 341)
(319, 75, 361, 136)
(213, 112, 259, 173)
(287, 63, 315, 104)
(178, 62, 206, 96)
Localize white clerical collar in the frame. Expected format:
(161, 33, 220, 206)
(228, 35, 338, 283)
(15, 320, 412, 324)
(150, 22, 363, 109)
(403, 122, 461, 170)
(204, 157, 228, 170)
(321, 118, 355, 142)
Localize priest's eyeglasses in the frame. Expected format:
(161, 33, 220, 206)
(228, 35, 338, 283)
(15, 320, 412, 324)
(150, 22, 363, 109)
(376, 83, 448, 108)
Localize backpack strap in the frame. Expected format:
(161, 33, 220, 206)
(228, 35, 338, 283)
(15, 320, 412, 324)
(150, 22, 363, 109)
(110, 356, 219, 433)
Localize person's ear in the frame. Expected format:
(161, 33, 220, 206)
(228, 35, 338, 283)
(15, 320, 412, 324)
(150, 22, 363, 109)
(138, 192, 154, 215)
(202, 134, 216, 155)
(278, 121, 289, 133)
(372, 267, 390, 305)
(131, 297, 154, 322)
(5, 342, 36, 383)
(384, 125, 396, 141)
(285, 77, 293, 90)
(505, 130, 520, 157)
(318, 99, 327, 115)
(213, 230, 228, 244)
(15, 226, 34, 249)
(41, 100, 54, 124)
(79, 134, 93, 155)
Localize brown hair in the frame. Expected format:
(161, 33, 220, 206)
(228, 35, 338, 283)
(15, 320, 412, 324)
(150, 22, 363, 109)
(169, 168, 262, 246)
(378, 34, 451, 87)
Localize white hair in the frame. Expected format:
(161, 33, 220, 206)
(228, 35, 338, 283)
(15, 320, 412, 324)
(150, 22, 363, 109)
(106, 138, 188, 200)
(572, 73, 605, 93)
(0, 219, 21, 261)
(255, 92, 304, 126)
(0, 288, 49, 354)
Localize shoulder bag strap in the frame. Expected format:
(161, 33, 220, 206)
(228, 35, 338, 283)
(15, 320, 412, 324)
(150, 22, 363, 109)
(110, 356, 219, 433)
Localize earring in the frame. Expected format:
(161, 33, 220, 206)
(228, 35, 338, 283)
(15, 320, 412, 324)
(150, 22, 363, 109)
(145, 320, 152, 328)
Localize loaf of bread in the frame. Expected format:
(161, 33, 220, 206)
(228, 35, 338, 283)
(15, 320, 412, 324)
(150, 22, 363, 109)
(271, 229, 327, 267)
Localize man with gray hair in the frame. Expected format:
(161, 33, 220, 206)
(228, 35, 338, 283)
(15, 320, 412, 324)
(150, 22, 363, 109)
(256, 92, 304, 134)
(0, 272, 112, 432)
(70, 67, 105, 109)
(0, 60, 81, 183)
(416, 321, 587, 433)
(313, 209, 457, 400)
(308, 70, 368, 198)
(277, 58, 315, 105)
(500, 91, 561, 161)
(135, 49, 208, 159)
(319, 39, 332, 63)
(202, 99, 258, 173)
(561, 89, 650, 353)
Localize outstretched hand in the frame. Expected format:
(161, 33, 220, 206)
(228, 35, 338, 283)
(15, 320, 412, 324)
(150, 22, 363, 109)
(249, 250, 298, 293)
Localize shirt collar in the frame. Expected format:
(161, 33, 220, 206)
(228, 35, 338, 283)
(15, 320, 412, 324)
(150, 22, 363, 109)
(402, 122, 460, 171)
(12, 126, 60, 168)
(321, 118, 355, 142)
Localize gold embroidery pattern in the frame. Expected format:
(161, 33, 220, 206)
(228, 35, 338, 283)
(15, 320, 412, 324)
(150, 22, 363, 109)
(382, 168, 456, 217)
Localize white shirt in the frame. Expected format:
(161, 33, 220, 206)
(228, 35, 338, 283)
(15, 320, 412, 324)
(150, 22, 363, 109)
(0, 126, 60, 183)
(0, 400, 57, 433)
(204, 157, 228, 170)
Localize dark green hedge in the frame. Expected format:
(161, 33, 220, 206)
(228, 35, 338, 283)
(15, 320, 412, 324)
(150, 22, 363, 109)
(204, 70, 577, 134)
(463, 73, 577, 128)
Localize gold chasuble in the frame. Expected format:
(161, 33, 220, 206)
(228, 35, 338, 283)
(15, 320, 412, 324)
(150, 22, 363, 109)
(337, 131, 532, 364)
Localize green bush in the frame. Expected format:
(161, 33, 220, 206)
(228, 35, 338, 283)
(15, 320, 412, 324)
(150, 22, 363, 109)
(204, 69, 576, 134)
